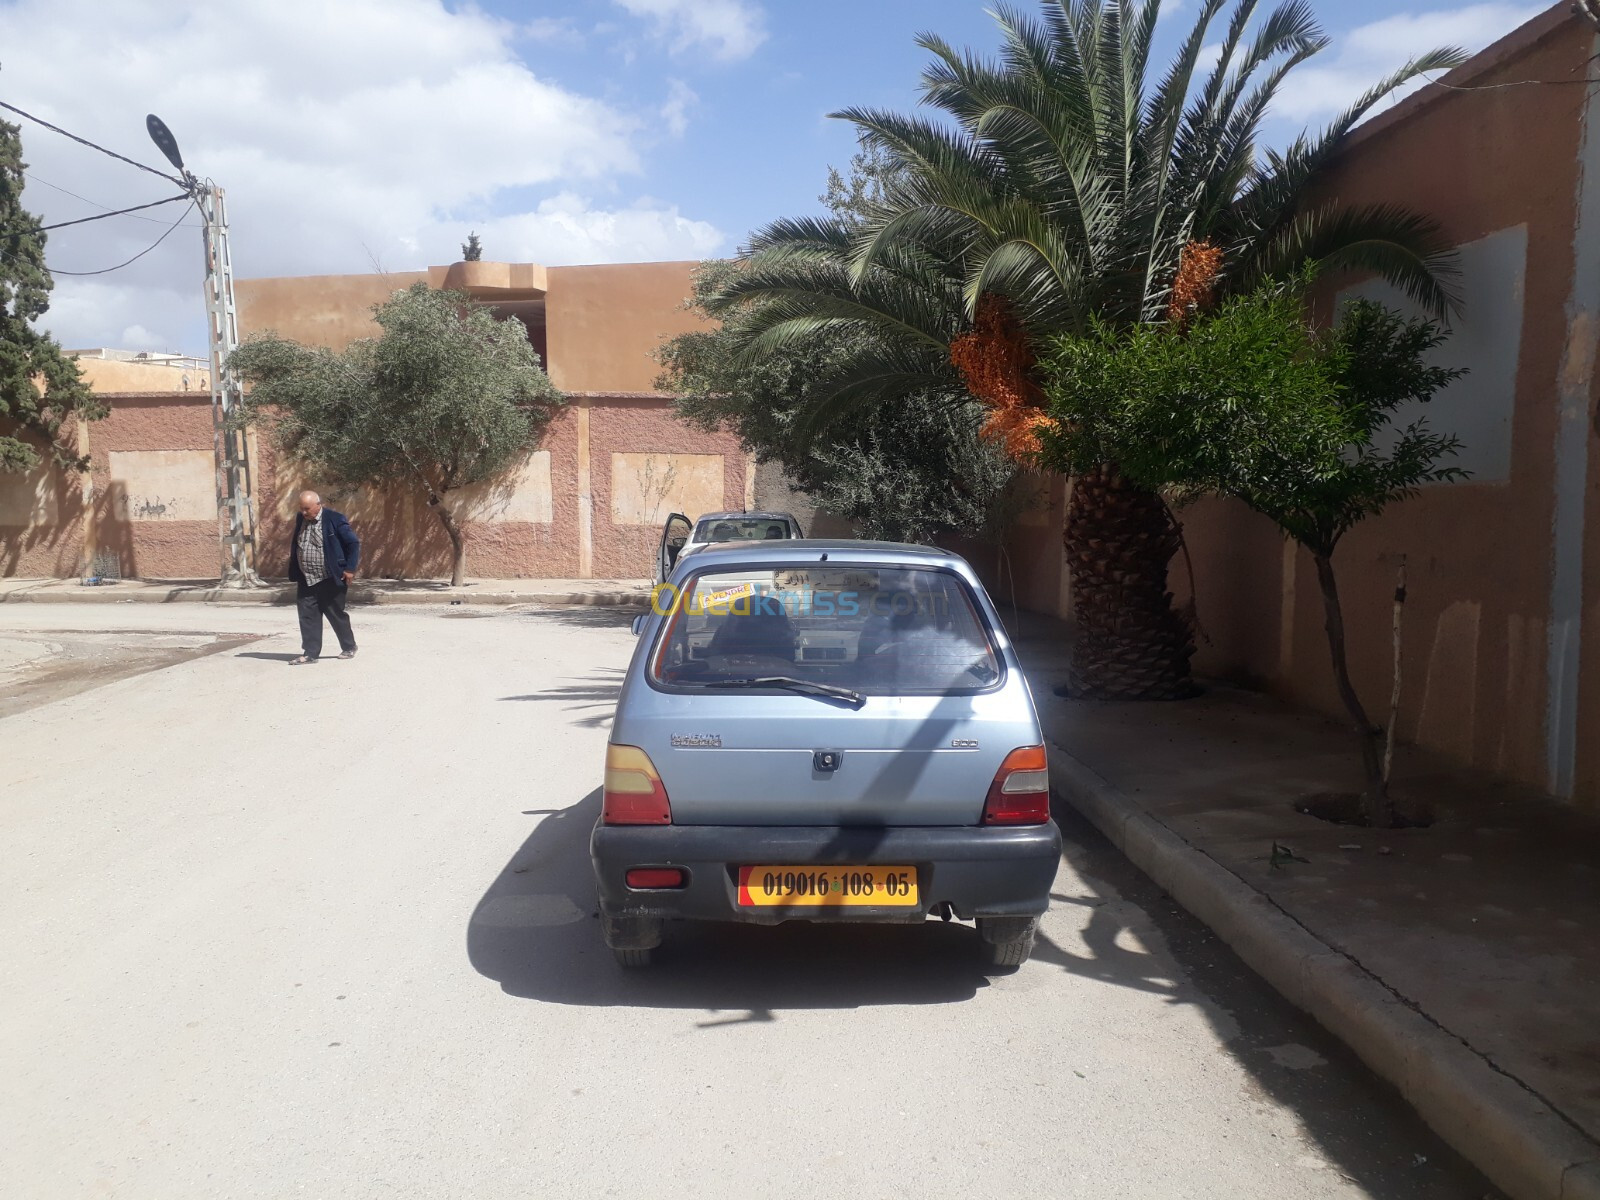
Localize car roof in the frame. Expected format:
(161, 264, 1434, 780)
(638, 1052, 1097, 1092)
(672, 538, 972, 571)
(693, 511, 797, 524)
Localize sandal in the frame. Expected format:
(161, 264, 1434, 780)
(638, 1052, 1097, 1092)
(289, 655, 315, 665)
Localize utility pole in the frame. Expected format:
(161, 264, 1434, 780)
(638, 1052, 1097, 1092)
(148, 115, 261, 586)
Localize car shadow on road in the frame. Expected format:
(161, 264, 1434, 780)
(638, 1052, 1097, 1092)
(467, 787, 992, 1014)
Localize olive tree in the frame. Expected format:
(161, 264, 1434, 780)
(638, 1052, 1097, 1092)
(231, 283, 563, 585)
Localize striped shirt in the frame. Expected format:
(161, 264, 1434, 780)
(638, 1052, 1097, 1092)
(297, 512, 327, 585)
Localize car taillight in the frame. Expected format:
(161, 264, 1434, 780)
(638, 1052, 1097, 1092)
(982, 745, 1050, 825)
(603, 744, 672, 825)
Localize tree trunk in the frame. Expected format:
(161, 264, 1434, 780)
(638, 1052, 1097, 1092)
(431, 497, 467, 586)
(1060, 462, 1197, 700)
(1312, 551, 1395, 827)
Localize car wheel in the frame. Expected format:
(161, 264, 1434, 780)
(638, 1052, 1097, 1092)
(976, 915, 1039, 973)
(613, 946, 654, 969)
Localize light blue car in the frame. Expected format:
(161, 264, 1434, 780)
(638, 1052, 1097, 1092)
(592, 540, 1061, 969)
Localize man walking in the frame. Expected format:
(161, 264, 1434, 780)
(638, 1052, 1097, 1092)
(288, 490, 361, 665)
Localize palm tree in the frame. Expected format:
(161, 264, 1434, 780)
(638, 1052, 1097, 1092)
(721, 0, 1464, 699)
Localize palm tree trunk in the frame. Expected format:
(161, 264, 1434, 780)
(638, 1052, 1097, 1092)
(1311, 551, 1395, 827)
(1060, 462, 1196, 700)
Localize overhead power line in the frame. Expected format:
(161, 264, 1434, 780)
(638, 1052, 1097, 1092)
(47, 200, 196, 276)
(39, 192, 192, 231)
(0, 99, 185, 187)
(26, 172, 202, 228)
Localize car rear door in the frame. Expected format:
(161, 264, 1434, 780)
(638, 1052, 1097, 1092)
(627, 560, 1040, 827)
(633, 690, 1037, 827)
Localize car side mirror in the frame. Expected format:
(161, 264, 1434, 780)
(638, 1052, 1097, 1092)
(631, 614, 648, 636)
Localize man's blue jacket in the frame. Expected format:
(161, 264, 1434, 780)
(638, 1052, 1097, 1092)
(289, 508, 361, 587)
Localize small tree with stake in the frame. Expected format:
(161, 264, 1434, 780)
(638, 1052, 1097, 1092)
(1039, 281, 1464, 827)
(231, 283, 563, 585)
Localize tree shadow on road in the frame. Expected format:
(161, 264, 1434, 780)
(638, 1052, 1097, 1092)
(498, 669, 622, 729)
(466, 787, 991, 1016)
(514, 606, 641, 630)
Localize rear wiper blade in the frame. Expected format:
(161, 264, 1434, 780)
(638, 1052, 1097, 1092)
(701, 676, 865, 707)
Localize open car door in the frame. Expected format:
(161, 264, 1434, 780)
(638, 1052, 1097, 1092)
(657, 512, 691, 584)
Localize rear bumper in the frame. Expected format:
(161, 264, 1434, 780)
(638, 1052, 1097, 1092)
(591, 820, 1062, 927)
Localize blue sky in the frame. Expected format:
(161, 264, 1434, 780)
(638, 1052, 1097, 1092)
(478, 0, 1544, 257)
(0, 0, 1548, 356)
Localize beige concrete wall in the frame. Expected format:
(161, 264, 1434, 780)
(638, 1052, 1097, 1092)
(106, 450, 218, 523)
(609, 452, 724, 525)
(235, 260, 706, 395)
(74, 358, 210, 394)
(544, 262, 706, 393)
(235, 272, 430, 351)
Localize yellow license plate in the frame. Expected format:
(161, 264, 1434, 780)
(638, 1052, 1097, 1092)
(737, 865, 918, 907)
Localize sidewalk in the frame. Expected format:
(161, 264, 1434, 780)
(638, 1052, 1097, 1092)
(0, 577, 653, 608)
(1010, 612, 1600, 1200)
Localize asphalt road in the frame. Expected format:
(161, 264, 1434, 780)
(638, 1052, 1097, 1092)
(0, 603, 1495, 1199)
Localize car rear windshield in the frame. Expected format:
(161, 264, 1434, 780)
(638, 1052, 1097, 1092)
(693, 518, 792, 542)
(650, 565, 1003, 694)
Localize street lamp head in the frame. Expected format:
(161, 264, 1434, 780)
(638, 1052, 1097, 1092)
(146, 114, 185, 172)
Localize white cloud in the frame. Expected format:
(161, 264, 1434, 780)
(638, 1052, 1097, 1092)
(1270, 3, 1545, 126)
(521, 16, 585, 46)
(613, 0, 767, 62)
(457, 193, 724, 265)
(118, 323, 162, 350)
(660, 80, 698, 138)
(47, 280, 195, 356)
(1, 0, 725, 355)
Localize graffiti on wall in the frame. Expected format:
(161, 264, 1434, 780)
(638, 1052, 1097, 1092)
(121, 495, 178, 520)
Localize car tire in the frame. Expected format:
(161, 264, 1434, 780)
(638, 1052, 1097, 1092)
(977, 915, 1039, 973)
(613, 946, 654, 968)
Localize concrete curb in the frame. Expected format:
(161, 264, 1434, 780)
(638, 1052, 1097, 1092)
(0, 585, 651, 609)
(1047, 748, 1600, 1200)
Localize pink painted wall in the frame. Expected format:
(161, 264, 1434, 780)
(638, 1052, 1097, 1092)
(0, 423, 87, 578)
(92, 394, 218, 580)
(588, 396, 748, 579)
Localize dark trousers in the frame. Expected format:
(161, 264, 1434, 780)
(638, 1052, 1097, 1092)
(297, 579, 356, 657)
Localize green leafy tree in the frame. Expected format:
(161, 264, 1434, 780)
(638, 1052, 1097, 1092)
(461, 232, 483, 262)
(231, 283, 563, 585)
(660, 142, 1022, 544)
(0, 119, 103, 474)
(1039, 282, 1465, 826)
(660, 259, 1018, 543)
(719, 0, 1463, 701)
(818, 138, 901, 226)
